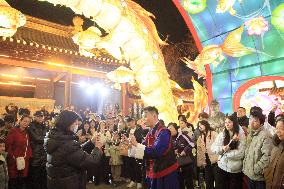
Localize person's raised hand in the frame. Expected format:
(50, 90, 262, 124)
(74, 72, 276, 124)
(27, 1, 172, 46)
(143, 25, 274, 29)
(119, 143, 129, 156)
(271, 105, 278, 113)
(120, 134, 129, 145)
(232, 134, 240, 141)
(130, 134, 138, 147)
(119, 148, 128, 156)
(180, 151, 186, 156)
(222, 145, 230, 153)
(95, 135, 103, 149)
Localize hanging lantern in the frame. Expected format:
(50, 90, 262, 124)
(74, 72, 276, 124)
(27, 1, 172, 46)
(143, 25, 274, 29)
(271, 3, 284, 32)
(183, 0, 207, 14)
(0, 0, 26, 37)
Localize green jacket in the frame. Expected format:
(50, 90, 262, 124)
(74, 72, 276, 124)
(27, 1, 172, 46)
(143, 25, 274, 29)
(0, 152, 8, 189)
(243, 126, 273, 181)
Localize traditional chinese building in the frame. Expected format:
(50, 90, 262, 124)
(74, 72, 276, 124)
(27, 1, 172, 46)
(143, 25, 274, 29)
(0, 15, 125, 113)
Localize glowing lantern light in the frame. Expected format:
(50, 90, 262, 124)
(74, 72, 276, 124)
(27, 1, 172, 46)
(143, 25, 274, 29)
(271, 3, 284, 32)
(183, 0, 207, 14)
(245, 16, 269, 36)
(0, 0, 26, 37)
(106, 66, 135, 84)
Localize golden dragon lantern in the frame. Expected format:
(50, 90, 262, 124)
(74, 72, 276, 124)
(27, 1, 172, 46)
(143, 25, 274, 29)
(38, 0, 208, 124)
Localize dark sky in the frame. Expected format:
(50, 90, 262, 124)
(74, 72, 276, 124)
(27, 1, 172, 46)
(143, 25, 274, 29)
(7, 0, 188, 43)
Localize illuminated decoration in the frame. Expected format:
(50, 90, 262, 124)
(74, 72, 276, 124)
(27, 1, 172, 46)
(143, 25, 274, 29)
(170, 80, 194, 103)
(182, 26, 253, 78)
(127, 79, 195, 103)
(188, 78, 208, 124)
(0, 73, 52, 81)
(271, 3, 284, 32)
(182, 57, 206, 78)
(183, 0, 207, 14)
(177, 0, 284, 114)
(106, 66, 135, 84)
(239, 80, 284, 115)
(113, 82, 122, 90)
(72, 16, 83, 35)
(1, 73, 18, 78)
(260, 87, 284, 100)
(245, 16, 269, 36)
(72, 26, 103, 57)
(216, 0, 239, 15)
(39, 0, 179, 123)
(126, 78, 207, 124)
(47, 62, 107, 73)
(0, 81, 35, 87)
(177, 78, 208, 124)
(0, 0, 26, 37)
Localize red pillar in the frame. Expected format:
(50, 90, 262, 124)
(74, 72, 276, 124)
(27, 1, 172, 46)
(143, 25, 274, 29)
(121, 83, 129, 116)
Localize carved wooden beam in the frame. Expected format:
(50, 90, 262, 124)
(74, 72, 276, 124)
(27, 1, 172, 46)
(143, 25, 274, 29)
(0, 56, 107, 79)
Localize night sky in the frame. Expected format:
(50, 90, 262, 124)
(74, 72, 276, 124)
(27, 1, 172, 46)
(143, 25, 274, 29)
(7, 0, 189, 43)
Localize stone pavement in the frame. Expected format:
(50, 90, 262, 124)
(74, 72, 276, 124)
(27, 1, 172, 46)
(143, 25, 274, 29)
(86, 183, 129, 189)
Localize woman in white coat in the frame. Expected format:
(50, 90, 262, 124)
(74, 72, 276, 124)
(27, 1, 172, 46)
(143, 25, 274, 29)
(211, 115, 246, 189)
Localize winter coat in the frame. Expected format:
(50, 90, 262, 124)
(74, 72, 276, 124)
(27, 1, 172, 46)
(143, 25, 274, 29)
(44, 128, 102, 189)
(243, 126, 273, 181)
(197, 130, 218, 167)
(28, 121, 47, 166)
(211, 127, 246, 173)
(180, 126, 194, 140)
(0, 152, 8, 189)
(264, 141, 284, 189)
(173, 132, 196, 166)
(5, 127, 32, 178)
(192, 128, 201, 142)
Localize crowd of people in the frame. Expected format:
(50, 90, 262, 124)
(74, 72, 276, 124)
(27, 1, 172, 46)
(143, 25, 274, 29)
(0, 100, 283, 189)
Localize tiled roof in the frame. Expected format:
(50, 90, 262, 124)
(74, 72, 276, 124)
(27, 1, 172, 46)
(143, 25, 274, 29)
(3, 15, 124, 67)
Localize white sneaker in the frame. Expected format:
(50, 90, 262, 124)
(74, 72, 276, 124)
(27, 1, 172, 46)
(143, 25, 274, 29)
(137, 183, 142, 189)
(127, 181, 136, 188)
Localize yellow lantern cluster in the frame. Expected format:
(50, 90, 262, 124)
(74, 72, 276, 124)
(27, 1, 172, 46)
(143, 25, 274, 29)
(0, 0, 26, 37)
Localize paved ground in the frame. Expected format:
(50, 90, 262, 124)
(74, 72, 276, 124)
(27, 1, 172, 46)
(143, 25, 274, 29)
(86, 183, 129, 189)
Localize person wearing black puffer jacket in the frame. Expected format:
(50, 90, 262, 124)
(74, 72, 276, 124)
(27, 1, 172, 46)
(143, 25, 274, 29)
(27, 111, 48, 189)
(44, 110, 103, 189)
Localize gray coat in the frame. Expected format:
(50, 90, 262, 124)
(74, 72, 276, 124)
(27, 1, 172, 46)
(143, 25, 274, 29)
(243, 126, 273, 181)
(0, 152, 8, 189)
